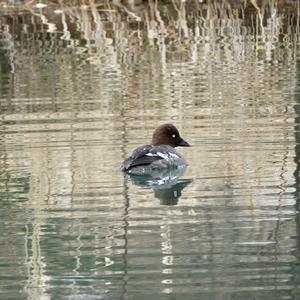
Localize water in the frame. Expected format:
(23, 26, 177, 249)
(0, 2, 300, 299)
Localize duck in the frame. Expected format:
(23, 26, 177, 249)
(121, 124, 190, 175)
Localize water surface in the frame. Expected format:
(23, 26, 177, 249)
(0, 2, 300, 299)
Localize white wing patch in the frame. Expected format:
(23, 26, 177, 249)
(146, 151, 178, 159)
(169, 153, 179, 158)
(145, 153, 155, 157)
(157, 152, 168, 159)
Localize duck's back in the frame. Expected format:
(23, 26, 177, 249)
(121, 145, 156, 171)
(121, 144, 186, 174)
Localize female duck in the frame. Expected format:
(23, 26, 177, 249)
(121, 124, 190, 175)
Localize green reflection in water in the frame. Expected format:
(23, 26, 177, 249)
(0, 1, 299, 300)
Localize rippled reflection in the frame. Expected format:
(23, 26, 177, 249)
(126, 166, 192, 205)
(0, 1, 300, 300)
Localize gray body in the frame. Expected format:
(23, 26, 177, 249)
(121, 144, 187, 175)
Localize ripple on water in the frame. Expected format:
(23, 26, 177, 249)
(0, 6, 300, 300)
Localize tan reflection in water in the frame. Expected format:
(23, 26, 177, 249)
(0, 2, 298, 298)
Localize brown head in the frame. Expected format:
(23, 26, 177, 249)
(151, 124, 190, 147)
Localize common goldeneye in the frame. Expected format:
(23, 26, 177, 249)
(121, 124, 190, 175)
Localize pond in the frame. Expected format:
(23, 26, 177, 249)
(0, 1, 300, 299)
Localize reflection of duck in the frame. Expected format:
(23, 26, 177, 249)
(153, 179, 192, 205)
(126, 165, 192, 205)
(121, 124, 190, 175)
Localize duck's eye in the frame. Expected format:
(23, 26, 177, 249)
(172, 134, 177, 138)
